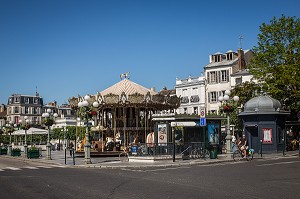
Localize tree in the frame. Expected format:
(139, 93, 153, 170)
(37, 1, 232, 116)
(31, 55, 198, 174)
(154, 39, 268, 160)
(249, 15, 300, 120)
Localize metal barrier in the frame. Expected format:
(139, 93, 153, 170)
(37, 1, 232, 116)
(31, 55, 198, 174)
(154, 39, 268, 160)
(134, 142, 205, 158)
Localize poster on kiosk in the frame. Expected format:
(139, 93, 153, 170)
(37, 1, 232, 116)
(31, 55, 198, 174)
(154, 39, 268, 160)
(158, 124, 167, 146)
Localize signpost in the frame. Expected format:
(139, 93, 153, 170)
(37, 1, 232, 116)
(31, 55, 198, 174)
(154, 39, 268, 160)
(200, 108, 207, 159)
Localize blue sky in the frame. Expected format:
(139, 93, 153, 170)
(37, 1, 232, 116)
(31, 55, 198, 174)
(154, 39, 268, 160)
(1, 0, 299, 105)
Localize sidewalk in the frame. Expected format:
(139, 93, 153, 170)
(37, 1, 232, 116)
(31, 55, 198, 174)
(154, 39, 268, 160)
(2, 150, 299, 169)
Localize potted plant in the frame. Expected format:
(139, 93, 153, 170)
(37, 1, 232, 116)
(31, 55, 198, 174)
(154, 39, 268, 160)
(27, 146, 40, 159)
(11, 148, 21, 156)
(0, 146, 8, 155)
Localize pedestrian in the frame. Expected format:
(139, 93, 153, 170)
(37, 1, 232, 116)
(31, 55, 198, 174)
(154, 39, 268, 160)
(69, 142, 74, 157)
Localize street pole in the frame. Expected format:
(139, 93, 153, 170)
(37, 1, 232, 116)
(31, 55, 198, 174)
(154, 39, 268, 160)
(203, 126, 206, 160)
(24, 128, 27, 158)
(172, 126, 175, 162)
(225, 113, 232, 153)
(46, 126, 51, 160)
(64, 127, 67, 165)
(84, 117, 92, 164)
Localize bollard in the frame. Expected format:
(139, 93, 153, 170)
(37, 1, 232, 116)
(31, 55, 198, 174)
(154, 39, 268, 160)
(72, 149, 75, 165)
(260, 139, 263, 158)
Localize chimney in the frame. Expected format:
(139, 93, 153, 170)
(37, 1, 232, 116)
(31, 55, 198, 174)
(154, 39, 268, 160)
(238, 48, 246, 70)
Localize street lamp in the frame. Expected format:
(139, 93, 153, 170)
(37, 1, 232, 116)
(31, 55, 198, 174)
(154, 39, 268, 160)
(42, 109, 58, 160)
(61, 126, 68, 164)
(218, 90, 239, 154)
(78, 95, 99, 164)
(5, 121, 14, 155)
(20, 116, 31, 158)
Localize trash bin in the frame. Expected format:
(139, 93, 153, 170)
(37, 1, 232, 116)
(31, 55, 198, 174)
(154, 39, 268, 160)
(209, 147, 218, 159)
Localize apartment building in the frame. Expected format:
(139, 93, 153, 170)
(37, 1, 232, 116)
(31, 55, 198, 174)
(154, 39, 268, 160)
(204, 48, 253, 114)
(5, 94, 76, 127)
(6, 93, 44, 125)
(175, 75, 206, 115)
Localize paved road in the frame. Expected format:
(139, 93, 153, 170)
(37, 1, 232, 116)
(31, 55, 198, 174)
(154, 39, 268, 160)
(0, 156, 299, 198)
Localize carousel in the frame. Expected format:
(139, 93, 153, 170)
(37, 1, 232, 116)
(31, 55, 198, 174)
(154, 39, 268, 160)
(69, 74, 180, 155)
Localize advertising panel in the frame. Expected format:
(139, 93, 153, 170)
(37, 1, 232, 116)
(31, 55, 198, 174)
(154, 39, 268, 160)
(158, 123, 167, 146)
(262, 128, 273, 144)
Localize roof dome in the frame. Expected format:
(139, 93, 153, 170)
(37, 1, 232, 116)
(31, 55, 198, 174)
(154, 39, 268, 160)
(244, 94, 281, 112)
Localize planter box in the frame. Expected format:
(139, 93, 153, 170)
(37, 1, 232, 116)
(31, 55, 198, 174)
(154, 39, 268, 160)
(27, 149, 40, 159)
(11, 150, 21, 156)
(0, 148, 8, 155)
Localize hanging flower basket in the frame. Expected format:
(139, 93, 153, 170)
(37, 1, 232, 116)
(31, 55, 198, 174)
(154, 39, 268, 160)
(223, 104, 233, 113)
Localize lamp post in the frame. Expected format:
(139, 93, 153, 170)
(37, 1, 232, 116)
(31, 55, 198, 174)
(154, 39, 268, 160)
(62, 126, 68, 164)
(5, 121, 14, 155)
(218, 90, 239, 154)
(78, 95, 99, 164)
(42, 109, 58, 160)
(20, 116, 31, 158)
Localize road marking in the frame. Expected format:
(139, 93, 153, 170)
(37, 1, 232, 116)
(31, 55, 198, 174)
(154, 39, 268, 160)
(257, 160, 300, 167)
(36, 166, 54, 169)
(23, 166, 39, 170)
(6, 167, 22, 171)
(0, 169, 4, 172)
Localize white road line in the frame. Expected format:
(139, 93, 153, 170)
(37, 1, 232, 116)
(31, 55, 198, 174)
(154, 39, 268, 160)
(257, 161, 299, 167)
(23, 166, 39, 170)
(36, 166, 54, 169)
(6, 167, 22, 171)
(0, 169, 4, 172)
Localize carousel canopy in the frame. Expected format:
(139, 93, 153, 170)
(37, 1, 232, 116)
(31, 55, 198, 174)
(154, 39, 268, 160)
(100, 78, 157, 96)
(69, 77, 181, 110)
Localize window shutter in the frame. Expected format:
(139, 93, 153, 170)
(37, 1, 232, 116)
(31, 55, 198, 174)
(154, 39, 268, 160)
(207, 72, 210, 83)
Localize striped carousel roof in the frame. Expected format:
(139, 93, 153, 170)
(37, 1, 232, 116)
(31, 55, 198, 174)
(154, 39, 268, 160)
(100, 78, 157, 96)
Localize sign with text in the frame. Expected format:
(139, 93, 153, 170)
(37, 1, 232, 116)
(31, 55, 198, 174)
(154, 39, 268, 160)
(200, 118, 206, 126)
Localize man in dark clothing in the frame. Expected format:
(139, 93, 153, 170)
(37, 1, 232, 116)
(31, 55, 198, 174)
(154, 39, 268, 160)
(69, 142, 74, 157)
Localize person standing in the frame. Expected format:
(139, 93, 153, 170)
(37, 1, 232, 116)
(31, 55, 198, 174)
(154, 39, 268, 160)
(69, 142, 74, 157)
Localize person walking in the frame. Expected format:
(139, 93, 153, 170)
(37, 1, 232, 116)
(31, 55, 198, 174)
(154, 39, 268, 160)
(69, 142, 74, 157)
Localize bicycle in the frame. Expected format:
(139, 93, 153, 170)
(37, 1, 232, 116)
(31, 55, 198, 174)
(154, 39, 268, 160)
(232, 144, 254, 161)
(119, 146, 130, 162)
(190, 146, 210, 159)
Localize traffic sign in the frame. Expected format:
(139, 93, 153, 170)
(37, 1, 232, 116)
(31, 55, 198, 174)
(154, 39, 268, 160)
(200, 118, 206, 126)
(200, 107, 205, 118)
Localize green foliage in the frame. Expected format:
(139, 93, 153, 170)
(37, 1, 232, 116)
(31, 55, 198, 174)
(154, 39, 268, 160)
(219, 82, 260, 131)
(249, 15, 300, 120)
(42, 118, 55, 126)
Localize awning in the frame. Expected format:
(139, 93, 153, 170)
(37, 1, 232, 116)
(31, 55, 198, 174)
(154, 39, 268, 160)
(12, 128, 50, 135)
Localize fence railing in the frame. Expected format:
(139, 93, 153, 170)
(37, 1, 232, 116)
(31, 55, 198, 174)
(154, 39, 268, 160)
(129, 142, 206, 157)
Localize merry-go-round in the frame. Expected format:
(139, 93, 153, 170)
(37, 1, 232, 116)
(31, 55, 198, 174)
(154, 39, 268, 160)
(68, 75, 180, 156)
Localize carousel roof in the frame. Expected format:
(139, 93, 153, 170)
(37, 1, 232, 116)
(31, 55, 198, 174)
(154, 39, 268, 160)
(100, 78, 157, 96)
(68, 77, 181, 110)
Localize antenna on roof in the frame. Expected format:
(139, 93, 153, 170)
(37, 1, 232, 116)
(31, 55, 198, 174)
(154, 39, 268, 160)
(35, 86, 39, 96)
(239, 35, 243, 49)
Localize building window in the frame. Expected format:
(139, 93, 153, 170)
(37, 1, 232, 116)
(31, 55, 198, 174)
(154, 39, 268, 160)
(14, 107, 19, 114)
(192, 87, 198, 95)
(190, 95, 199, 103)
(34, 98, 38, 104)
(193, 107, 198, 114)
(25, 97, 30, 104)
(33, 107, 38, 114)
(182, 89, 188, 96)
(15, 97, 20, 103)
(181, 96, 189, 104)
(25, 107, 29, 114)
(235, 77, 242, 85)
(209, 92, 217, 103)
(184, 108, 187, 114)
(220, 70, 229, 82)
(207, 71, 217, 84)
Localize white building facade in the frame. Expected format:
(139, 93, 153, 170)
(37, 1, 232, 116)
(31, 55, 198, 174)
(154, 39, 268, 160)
(175, 75, 206, 115)
(204, 49, 254, 114)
